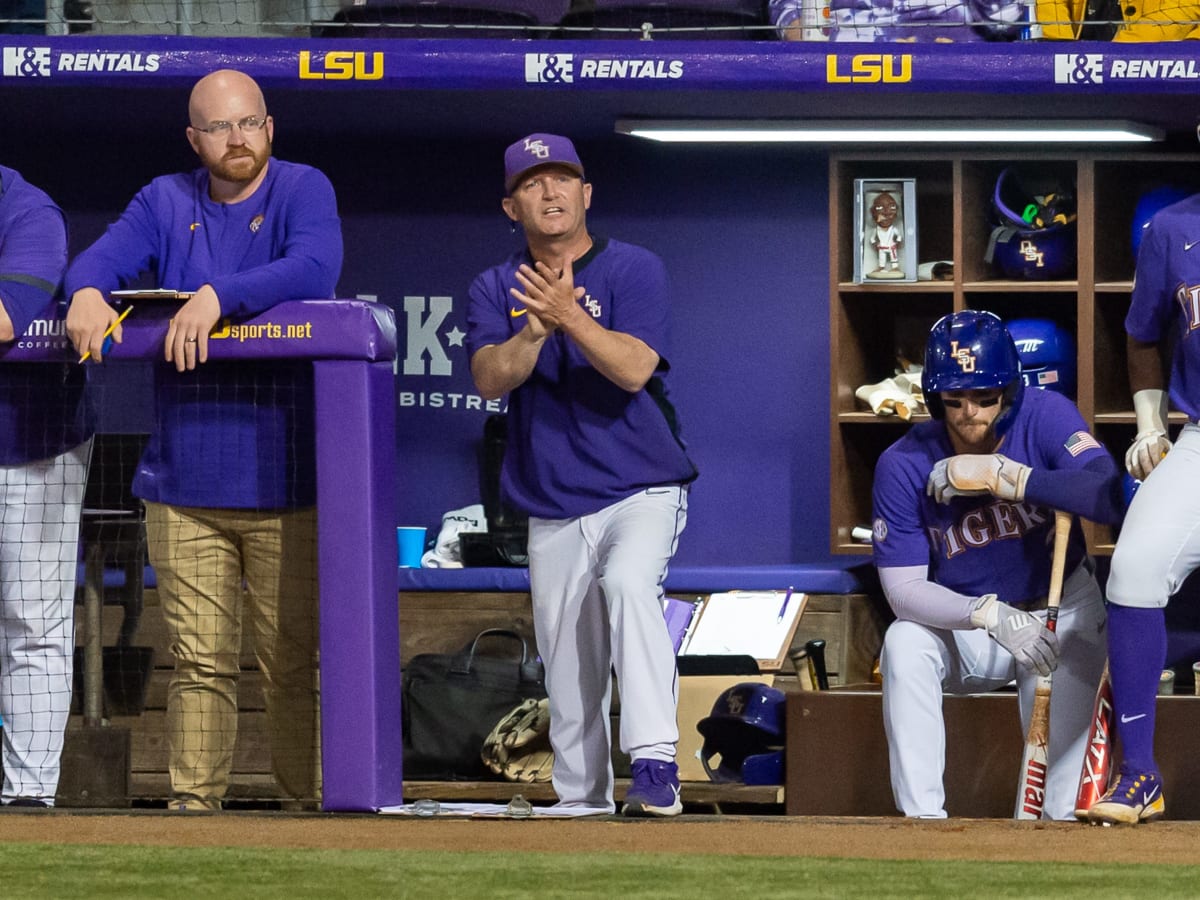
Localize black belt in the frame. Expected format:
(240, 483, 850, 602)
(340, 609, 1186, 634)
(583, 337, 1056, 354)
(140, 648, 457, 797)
(1009, 558, 1093, 612)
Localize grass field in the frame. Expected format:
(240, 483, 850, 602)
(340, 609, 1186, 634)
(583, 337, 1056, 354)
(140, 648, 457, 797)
(3, 843, 1199, 899)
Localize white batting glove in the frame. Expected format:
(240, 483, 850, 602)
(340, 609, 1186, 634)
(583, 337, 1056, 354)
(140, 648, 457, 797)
(970, 594, 1059, 677)
(926, 454, 1031, 504)
(855, 378, 914, 421)
(1126, 430, 1171, 481)
(1126, 388, 1172, 481)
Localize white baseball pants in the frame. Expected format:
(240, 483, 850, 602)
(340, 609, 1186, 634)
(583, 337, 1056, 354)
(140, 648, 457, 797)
(881, 562, 1107, 820)
(529, 485, 688, 812)
(0, 439, 90, 804)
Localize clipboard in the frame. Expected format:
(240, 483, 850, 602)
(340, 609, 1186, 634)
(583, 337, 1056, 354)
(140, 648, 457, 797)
(680, 590, 807, 672)
(110, 289, 194, 302)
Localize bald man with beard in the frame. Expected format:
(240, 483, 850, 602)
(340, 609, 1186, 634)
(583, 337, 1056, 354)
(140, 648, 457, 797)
(65, 69, 343, 811)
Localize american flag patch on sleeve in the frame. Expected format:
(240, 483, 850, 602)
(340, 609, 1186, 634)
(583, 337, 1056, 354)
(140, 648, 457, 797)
(1065, 431, 1102, 457)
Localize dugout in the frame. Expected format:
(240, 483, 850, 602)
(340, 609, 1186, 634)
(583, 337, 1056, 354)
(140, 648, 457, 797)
(3, 34, 1200, 813)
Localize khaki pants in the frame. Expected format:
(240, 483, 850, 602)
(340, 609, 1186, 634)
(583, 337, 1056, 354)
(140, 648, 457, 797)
(146, 502, 321, 807)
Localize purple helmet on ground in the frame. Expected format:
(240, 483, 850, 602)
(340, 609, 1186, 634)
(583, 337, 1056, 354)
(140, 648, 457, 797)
(696, 683, 786, 785)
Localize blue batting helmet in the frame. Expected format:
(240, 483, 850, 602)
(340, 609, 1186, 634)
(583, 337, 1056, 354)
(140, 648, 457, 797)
(1131, 186, 1193, 260)
(924, 310, 1024, 432)
(696, 683, 786, 785)
(1006, 318, 1077, 399)
(986, 167, 1077, 280)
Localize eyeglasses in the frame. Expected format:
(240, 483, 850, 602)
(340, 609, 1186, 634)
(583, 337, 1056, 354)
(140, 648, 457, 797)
(192, 115, 268, 137)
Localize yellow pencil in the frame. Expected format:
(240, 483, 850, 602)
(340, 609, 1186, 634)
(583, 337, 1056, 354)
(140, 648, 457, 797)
(79, 304, 133, 363)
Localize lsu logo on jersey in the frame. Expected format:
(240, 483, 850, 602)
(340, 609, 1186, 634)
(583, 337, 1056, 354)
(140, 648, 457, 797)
(826, 54, 912, 84)
(298, 51, 383, 81)
(949, 340, 976, 373)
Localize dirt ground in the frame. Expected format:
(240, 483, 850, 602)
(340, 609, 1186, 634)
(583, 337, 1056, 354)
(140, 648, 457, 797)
(3, 811, 1200, 863)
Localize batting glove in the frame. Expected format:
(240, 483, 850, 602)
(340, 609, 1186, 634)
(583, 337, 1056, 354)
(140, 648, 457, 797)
(1126, 429, 1171, 481)
(926, 454, 1031, 504)
(1127, 388, 1172, 481)
(855, 378, 915, 421)
(970, 593, 1059, 677)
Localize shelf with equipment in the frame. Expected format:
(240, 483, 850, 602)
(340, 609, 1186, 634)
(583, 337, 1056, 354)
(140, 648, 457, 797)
(828, 150, 1200, 558)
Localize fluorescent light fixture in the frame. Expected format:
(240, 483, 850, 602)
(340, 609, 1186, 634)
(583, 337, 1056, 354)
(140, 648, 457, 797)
(615, 119, 1164, 144)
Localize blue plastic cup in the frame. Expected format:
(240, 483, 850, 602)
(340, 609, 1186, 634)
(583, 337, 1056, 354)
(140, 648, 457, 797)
(397, 526, 427, 568)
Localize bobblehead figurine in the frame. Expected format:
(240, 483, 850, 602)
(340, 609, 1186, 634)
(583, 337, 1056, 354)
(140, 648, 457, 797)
(867, 190, 905, 280)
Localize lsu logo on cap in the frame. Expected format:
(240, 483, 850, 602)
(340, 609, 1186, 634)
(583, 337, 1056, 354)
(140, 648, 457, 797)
(949, 340, 976, 373)
(524, 138, 550, 160)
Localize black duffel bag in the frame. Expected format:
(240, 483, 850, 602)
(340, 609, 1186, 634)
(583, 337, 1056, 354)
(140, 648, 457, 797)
(402, 628, 547, 780)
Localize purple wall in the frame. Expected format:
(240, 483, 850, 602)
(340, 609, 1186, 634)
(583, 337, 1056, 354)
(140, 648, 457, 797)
(39, 136, 833, 567)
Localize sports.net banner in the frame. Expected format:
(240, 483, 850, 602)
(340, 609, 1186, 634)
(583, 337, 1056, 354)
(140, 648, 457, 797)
(0, 299, 396, 365)
(0, 36, 1196, 94)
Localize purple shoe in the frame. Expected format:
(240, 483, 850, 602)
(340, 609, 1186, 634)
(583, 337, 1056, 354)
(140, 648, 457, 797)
(622, 759, 682, 818)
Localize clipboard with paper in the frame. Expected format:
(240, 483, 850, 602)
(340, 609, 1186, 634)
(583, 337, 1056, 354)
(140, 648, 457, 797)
(680, 589, 807, 672)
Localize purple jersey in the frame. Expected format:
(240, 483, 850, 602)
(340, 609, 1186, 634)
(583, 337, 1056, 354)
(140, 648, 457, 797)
(872, 389, 1107, 603)
(0, 166, 91, 465)
(1126, 194, 1200, 420)
(466, 236, 697, 520)
(64, 160, 343, 509)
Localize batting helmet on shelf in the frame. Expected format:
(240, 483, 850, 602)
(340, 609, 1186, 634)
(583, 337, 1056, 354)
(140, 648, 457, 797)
(923, 310, 1024, 433)
(1005, 317, 1077, 399)
(985, 167, 1077, 280)
(1131, 185, 1193, 260)
(696, 683, 786, 785)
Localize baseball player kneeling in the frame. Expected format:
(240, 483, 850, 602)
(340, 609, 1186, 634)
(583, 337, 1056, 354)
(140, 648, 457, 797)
(871, 310, 1123, 820)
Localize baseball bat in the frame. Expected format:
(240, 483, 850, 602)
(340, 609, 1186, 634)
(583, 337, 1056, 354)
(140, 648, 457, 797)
(1073, 661, 1114, 820)
(806, 639, 830, 691)
(1014, 509, 1072, 820)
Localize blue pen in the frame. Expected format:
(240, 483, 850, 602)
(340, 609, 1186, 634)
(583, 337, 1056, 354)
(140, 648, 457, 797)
(777, 586, 794, 623)
(79, 304, 133, 363)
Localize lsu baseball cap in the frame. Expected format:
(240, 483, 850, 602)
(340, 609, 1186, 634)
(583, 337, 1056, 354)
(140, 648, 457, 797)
(504, 133, 584, 194)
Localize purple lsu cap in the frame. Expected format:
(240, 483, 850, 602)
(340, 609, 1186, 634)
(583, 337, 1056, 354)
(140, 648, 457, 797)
(504, 133, 585, 194)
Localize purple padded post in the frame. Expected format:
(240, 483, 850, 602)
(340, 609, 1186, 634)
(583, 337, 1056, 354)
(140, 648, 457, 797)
(314, 359, 402, 811)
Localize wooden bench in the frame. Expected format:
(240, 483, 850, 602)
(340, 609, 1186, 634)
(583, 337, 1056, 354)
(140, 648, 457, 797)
(786, 689, 1200, 820)
(59, 563, 888, 809)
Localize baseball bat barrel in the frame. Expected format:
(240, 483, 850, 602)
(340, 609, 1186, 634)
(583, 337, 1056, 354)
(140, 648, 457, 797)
(1015, 510, 1072, 820)
(1074, 662, 1114, 820)
(806, 639, 829, 691)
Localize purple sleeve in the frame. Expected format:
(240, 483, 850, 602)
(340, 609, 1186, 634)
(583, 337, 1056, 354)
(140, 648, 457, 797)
(209, 168, 343, 317)
(0, 202, 67, 338)
(1125, 215, 1172, 344)
(465, 266, 513, 360)
(607, 245, 672, 370)
(62, 186, 161, 298)
(1020, 392, 1124, 525)
(871, 443, 933, 569)
(1024, 456, 1124, 525)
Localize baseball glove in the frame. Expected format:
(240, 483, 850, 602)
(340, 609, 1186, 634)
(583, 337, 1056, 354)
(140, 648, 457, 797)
(481, 697, 554, 783)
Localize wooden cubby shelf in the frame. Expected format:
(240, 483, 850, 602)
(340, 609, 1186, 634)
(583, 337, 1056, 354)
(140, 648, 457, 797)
(828, 150, 1200, 558)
